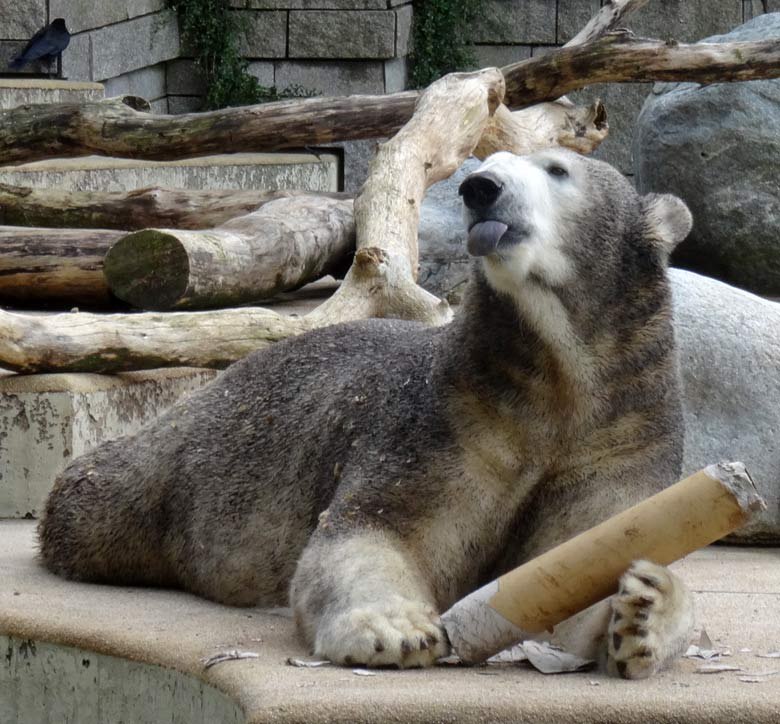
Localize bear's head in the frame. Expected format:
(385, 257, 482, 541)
(458, 149, 692, 323)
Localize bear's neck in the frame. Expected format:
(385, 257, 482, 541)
(439, 263, 674, 427)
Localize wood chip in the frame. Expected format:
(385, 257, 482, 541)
(202, 650, 260, 669)
(352, 668, 377, 677)
(286, 657, 332, 668)
(694, 664, 742, 674)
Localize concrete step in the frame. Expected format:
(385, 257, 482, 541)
(0, 152, 340, 194)
(0, 78, 104, 110)
(1, 522, 778, 723)
(0, 368, 218, 519)
(0, 278, 337, 519)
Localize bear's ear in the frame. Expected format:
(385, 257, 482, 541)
(642, 193, 692, 255)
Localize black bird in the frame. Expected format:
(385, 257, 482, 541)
(9, 18, 71, 71)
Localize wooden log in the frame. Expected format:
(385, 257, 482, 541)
(0, 69, 503, 373)
(3, 34, 779, 166)
(0, 226, 123, 306)
(564, 0, 650, 48)
(442, 462, 766, 664)
(474, 99, 608, 160)
(502, 34, 780, 108)
(104, 196, 355, 311)
(0, 182, 350, 230)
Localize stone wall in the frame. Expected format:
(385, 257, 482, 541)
(166, 1, 412, 113)
(0, 1, 179, 114)
(468, 0, 778, 174)
(1, 1, 777, 178)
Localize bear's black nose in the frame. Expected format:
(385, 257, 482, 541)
(459, 174, 503, 211)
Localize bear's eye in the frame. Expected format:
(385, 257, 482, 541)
(547, 164, 569, 178)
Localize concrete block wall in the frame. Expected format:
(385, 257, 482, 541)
(0, 1, 179, 114)
(166, 1, 413, 113)
(469, 0, 774, 174)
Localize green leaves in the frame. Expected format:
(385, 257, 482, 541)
(167, 0, 317, 109)
(410, 0, 479, 89)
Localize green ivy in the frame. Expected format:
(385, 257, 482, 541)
(409, 0, 480, 89)
(167, 0, 317, 109)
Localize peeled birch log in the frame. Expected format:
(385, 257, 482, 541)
(104, 196, 355, 310)
(0, 182, 350, 230)
(0, 69, 503, 372)
(0, 226, 123, 305)
(3, 36, 780, 165)
(441, 462, 766, 664)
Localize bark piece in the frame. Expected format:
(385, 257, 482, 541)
(441, 463, 766, 664)
(0, 226, 123, 305)
(104, 196, 355, 311)
(0, 182, 350, 230)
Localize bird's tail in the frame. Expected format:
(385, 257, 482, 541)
(8, 55, 26, 70)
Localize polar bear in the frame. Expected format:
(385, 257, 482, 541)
(39, 149, 695, 678)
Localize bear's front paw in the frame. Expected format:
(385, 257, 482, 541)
(607, 560, 694, 679)
(314, 597, 449, 668)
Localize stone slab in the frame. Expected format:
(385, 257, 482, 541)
(0, 152, 340, 194)
(60, 31, 91, 82)
(235, 10, 287, 58)
(0, 369, 218, 519)
(288, 10, 397, 59)
(626, 0, 743, 42)
(745, 0, 780, 17)
(395, 3, 413, 56)
(48, 0, 167, 35)
(0, 1, 46, 40)
(166, 59, 207, 96)
(102, 63, 167, 102)
(2, 521, 779, 723)
(470, 0, 556, 45)
(0, 79, 104, 110)
(473, 44, 532, 69)
(167, 95, 204, 114)
(275, 60, 385, 96)
(250, 0, 388, 6)
(557, 0, 601, 44)
(384, 57, 407, 93)
(89, 10, 180, 81)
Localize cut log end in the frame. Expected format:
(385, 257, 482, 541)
(104, 230, 190, 310)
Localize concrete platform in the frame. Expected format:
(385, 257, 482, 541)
(0, 369, 218, 519)
(1, 521, 778, 723)
(0, 152, 340, 193)
(0, 79, 104, 110)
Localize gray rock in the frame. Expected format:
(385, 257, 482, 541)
(235, 10, 287, 58)
(634, 13, 780, 296)
(671, 268, 780, 544)
(417, 159, 479, 303)
(470, 0, 555, 44)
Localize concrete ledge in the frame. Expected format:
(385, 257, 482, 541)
(0, 79, 104, 110)
(0, 153, 340, 193)
(1, 522, 779, 723)
(0, 369, 218, 519)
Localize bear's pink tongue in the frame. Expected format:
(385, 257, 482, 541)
(467, 220, 509, 257)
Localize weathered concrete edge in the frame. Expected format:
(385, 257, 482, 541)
(0, 634, 245, 723)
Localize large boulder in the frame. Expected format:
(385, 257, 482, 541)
(633, 13, 780, 296)
(417, 158, 478, 303)
(672, 268, 780, 544)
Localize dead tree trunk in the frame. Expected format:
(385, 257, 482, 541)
(104, 196, 355, 310)
(0, 68, 504, 372)
(0, 227, 123, 306)
(0, 183, 350, 230)
(2, 33, 777, 166)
